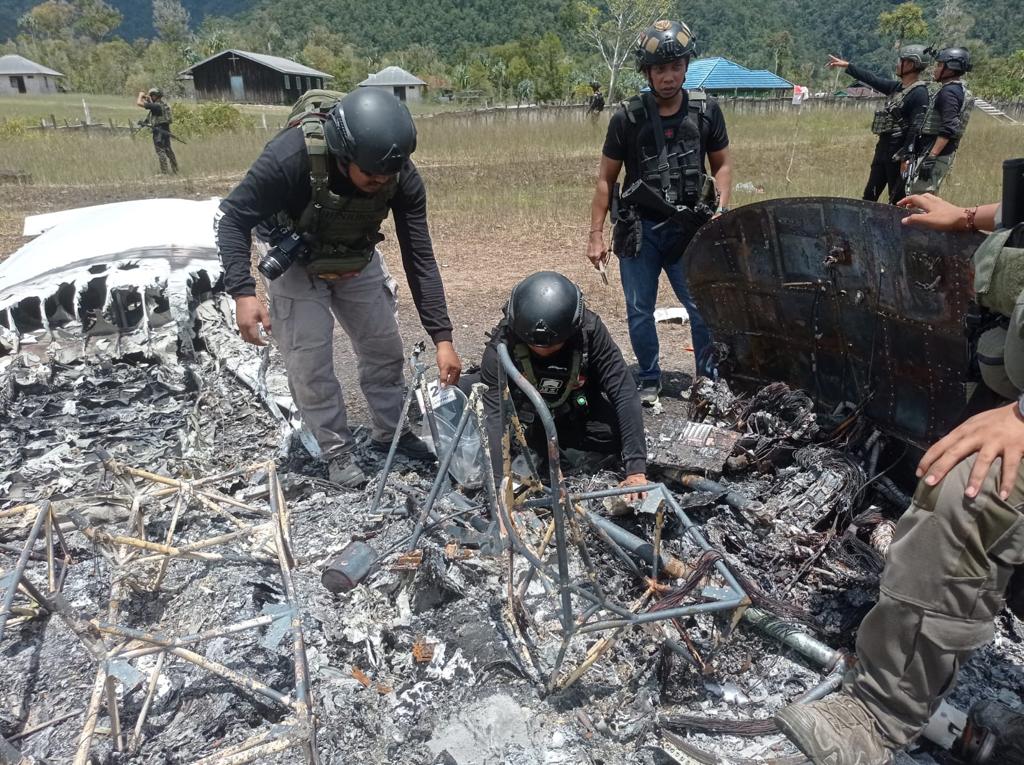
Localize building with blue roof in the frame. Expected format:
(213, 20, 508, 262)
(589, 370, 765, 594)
(684, 57, 793, 97)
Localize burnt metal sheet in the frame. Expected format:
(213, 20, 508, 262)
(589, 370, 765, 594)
(685, 198, 986, 447)
(649, 418, 740, 475)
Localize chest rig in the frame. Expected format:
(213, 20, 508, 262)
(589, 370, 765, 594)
(870, 80, 927, 136)
(513, 341, 588, 418)
(624, 90, 709, 210)
(921, 80, 974, 140)
(277, 117, 397, 277)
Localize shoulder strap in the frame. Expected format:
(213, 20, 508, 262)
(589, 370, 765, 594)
(642, 91, 674, 199)
(623, 95, 646, 125)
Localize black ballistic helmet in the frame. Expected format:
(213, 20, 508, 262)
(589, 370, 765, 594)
(635, 20, 697, 70)
(507, 272, 585, 347)
(324, 89, 417, 175)
(934, 46, 972, 73)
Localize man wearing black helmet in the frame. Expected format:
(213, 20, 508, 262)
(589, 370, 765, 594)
(827, 46, 931, 203)
(466, 272, 648, 497)
(587, 19, 732, 405)
(906, 46, 974, 194)
(136, 87, 178, 175)
(215, 88, 462, 487)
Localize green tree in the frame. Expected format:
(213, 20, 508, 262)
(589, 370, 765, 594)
(153, 0, 190, 45)
(18, 1, 76, 39)
(878, 2, 928, 51)
(300, 31, 366, 91)
(570, 0, 671, 101)
(935, 0, 974, 45)
(764, 29, 793, 74)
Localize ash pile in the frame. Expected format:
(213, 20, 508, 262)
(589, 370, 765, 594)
(2, 314, 1023, 763)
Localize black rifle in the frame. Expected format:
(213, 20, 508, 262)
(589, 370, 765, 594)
(135, 120, 188, 145)
(619, 179, 710, 230)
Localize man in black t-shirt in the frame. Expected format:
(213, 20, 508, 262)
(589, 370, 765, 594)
(587, 19, 732, 404)
(216, 89, 462, 487)
(827, 45, 931, 203)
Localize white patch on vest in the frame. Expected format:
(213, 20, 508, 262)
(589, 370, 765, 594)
(539, 378, 564, 395)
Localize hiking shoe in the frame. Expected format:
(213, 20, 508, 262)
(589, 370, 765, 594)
(371, 431, 434, 461)
(327, 452, 368, 488)
(775, 694, 895, 765)
(638, 379, 661, 407)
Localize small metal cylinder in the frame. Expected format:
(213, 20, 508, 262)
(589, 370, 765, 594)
(321, 541, 378, 593)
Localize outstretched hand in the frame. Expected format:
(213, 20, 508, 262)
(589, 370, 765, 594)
(917, 403, 1024, 500)
(827, 55, 849, 69)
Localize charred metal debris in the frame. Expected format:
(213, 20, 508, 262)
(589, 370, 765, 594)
(2, 228, 1023, 763)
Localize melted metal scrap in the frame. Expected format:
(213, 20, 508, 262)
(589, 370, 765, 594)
(0, 198, 221, 357)
(687, 198, 986, 446)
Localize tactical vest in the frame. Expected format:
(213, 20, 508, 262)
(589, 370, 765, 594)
(513, 342, 587, 415)
(921, 80, 974, 140)
(150, 102, 172, 127)
(277, 111, 397, 276)
(622, 91, 716, 212)
(870, 80, 927, 136)
(974, 224, 1024, 317)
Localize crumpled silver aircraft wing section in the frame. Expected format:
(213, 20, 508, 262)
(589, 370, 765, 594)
(0, 198, 221, 347)
(686, 197, 986, 447)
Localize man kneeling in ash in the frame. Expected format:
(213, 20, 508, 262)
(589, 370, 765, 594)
(462, 271, 649, 498)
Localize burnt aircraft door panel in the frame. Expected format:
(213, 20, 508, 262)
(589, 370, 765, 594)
(686, 198, 985, 446)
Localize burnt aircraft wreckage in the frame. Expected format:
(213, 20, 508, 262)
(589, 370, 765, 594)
(1, 198, 1020, 764)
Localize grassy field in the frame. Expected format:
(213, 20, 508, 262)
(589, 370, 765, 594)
(0, 97, 1018, 402)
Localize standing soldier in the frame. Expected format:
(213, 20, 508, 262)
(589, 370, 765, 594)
(586, 82, 606, 116)
(587, 19, 732, 405)
(906, 47, 974, 194)
(136, 87, 179, 175)
(827, 46, 931, 203)
(215, 88, 462, 487)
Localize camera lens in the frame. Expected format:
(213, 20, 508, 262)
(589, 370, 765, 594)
(257, 248, 294, 280)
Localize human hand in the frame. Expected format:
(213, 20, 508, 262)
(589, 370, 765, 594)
(234, 295, 271, 345)
(619, 473, 649, 503)
(917, 403, 1024, 500)
(587, 231, 608, 270)
(897, 193, 965, 231)
(436, 340, 462, 386)
(827, 55, 849, 69)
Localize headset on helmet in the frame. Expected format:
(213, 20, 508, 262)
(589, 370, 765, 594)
(507, 272, 585, 347)
(324, 89, 418, 176)
(634, 20, 697, 70)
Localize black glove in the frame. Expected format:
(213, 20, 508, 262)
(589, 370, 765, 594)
(918, 156, 936, 182)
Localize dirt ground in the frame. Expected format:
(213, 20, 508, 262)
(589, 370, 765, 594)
(0, 175, 698, 423)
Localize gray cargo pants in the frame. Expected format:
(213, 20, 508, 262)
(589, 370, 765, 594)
(849, 456, 1024, 745)
(265, 248, 407, 457)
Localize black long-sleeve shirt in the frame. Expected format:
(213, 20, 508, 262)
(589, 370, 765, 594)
(929, 81, 967, 156)
(215, 126, 453, 343)
(478, 310, 647, 477)
(846, 63, 929, 153)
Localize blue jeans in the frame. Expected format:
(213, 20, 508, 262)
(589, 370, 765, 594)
(618, 218, 713, 380)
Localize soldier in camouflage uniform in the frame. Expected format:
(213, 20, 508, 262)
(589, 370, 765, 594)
(136, 87, 178, 175)
(827, 46, 931, 203)
(776, 192, 1024, 765)
(906, 47, 975, 194)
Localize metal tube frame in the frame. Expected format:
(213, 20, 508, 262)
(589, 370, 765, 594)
(492, 342, 748, 690)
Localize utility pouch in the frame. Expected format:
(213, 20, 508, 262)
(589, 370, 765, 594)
(612, 208, 642, 259)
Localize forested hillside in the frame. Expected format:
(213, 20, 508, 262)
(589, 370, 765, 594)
(2, 0, 1021, 99)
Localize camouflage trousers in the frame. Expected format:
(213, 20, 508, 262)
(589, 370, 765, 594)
(152, 129, 178, 175)
(907, 154, 953, 195)
(848, 455, 1024, 745)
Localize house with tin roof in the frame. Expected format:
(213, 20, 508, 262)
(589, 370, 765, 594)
(359, 66, 427, 102)
(0, 54, 64, 96)
(179, 50, 332, 105)
(684, 57, 793, 97)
